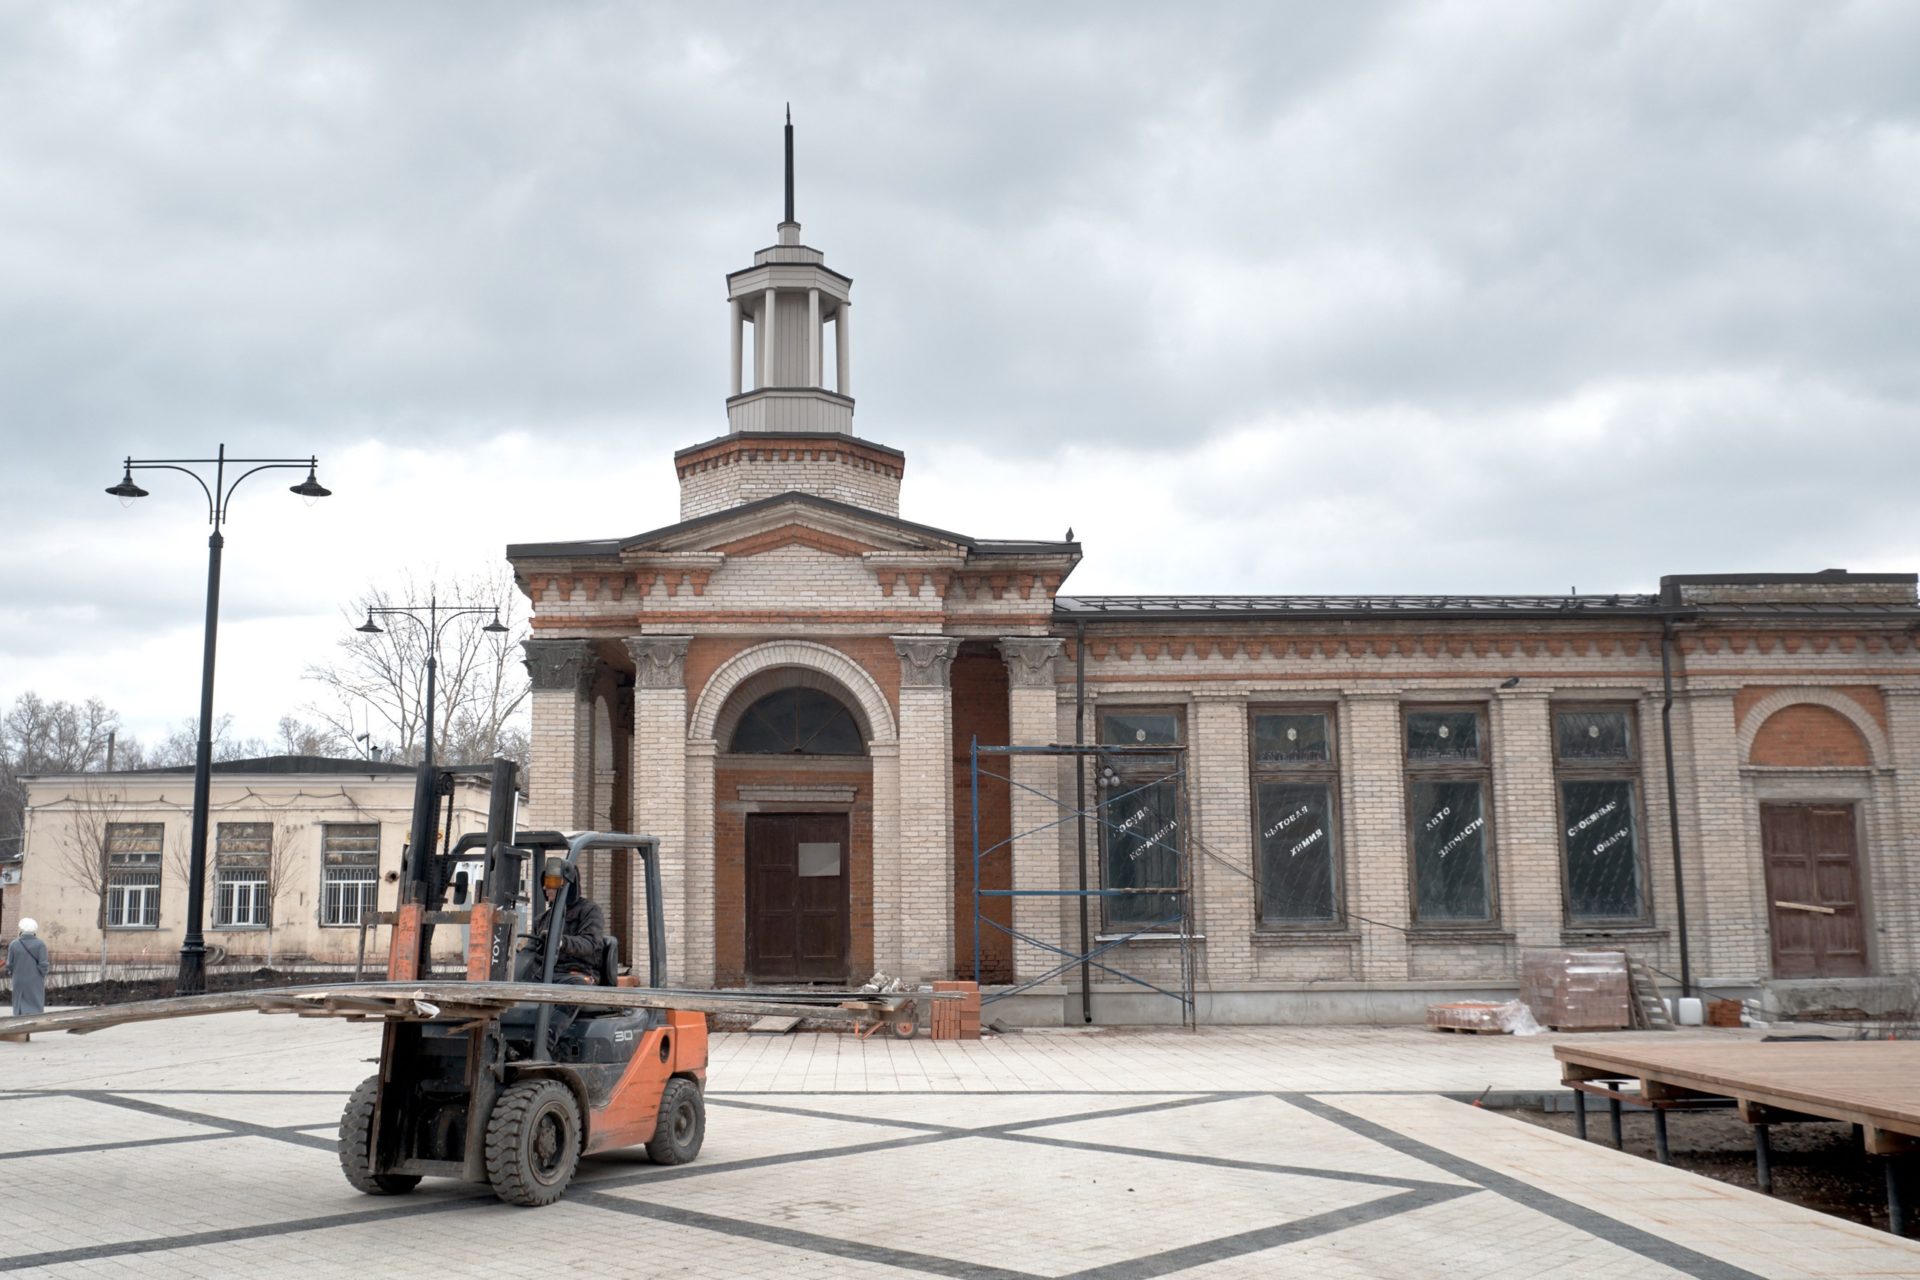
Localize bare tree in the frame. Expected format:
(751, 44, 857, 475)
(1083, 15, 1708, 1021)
(1, 694, 125, 858)
(305, 569, 531, 768)
(54, 785, 121, 981)
(256, 812, 305, 968)
(147, 715, 270, 769)
(275, 716, 345, 758)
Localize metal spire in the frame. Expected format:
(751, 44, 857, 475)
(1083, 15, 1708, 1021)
(784, 103, 794, 224)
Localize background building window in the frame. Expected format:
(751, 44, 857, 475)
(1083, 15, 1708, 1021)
(1555, 708, 1647, 923)
(1404, 708, 1495, 923)
(214, 822, 272, 928)
(105, 822, 163, 929)
(320, 823, 380, 927)
(1251, 709, 1340, 926)
(1097, 708, 1184, 932)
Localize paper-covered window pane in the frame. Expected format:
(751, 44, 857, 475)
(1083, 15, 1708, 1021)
(1410, 780, 1490, 921)
(1103, 778, 1181, 929)
(797, 842, 841, 878)
(1557, 711, 1633, 762)
(323, 823, 380, 866)
(1257, 782, 1335, 923)
(1563, 780, 1642, 919)
(1252, 714, 1330, 766)
(1406, 711, 1481, 763)
(106, 822, 164, 865)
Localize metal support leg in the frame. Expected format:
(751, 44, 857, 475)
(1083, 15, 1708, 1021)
(1754, 1123, 1773, 1195)
(1889, 1158, 1909, 1238)
(1609, 1095, 1624, 1150)
(1653, 1108, 1670, 1165)
(1572, 1088, 1587, 1142)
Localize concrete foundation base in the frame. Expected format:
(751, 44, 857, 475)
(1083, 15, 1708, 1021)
(984, 981, 1525, 1027)
(1763, 976, 1917, 1020)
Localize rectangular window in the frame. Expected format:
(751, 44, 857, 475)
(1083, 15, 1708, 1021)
(1097, 708, 1184, 932)
(320, 823, 380, 926)
(105, 822, 163, 929)
(1555, 708, 1647, 923)
(1404, 708, 1495, 923)
(214, 822, 273, 928)
(1252, 709, 1341, 926)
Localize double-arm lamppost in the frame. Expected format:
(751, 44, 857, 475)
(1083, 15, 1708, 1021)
(106, 444, 333, 995)
(354, 595, 509, 769)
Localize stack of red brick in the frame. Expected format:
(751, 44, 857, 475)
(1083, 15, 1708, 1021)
(929, 980, 981, 1040)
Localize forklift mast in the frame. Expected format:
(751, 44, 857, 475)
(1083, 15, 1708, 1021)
(387, 757, 524, 982)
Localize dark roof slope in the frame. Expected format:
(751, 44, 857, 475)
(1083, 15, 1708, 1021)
(1054, 594, 1920, 621)
(133, 755, 417, 776)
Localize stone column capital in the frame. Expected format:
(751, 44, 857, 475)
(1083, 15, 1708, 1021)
(522, 638, 595, 697)
(624, 635, 691, 689)
(998, 636, 1064, 689)
(893, 635, 962, 688)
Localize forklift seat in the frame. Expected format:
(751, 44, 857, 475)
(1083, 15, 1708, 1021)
(598, 935, 620, 987)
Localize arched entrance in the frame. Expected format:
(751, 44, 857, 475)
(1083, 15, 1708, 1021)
(711, 673, 875, 984)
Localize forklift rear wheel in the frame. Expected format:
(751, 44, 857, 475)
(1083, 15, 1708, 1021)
(485, 1079, 582, 1206)
(645, 1077, 705, 1165)
(338, 1076, 422, 1196)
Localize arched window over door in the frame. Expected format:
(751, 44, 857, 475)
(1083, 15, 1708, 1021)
(728, 687, 864, 756)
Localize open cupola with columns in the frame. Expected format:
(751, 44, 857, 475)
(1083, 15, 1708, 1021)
(685, 109, 894, 520)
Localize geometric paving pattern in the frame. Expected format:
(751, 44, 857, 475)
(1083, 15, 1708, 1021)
(0, 1086, 1777, 1279)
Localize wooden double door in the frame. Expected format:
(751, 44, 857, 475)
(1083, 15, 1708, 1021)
(746, 813, 851, 984)
(1760, 803, 1868, 979)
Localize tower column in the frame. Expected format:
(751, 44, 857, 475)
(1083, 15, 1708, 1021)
(837, 302, 851, 397)
(760, 288, 776, 388)
(729, 300, 742, 397)
(808, 288, 821, 387)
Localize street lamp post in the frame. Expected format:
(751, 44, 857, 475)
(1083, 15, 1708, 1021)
(354, 595, 510, 769)
(106, 444, 333, 995)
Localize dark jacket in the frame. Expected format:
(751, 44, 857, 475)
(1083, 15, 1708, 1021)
(527, 893, 606, 978)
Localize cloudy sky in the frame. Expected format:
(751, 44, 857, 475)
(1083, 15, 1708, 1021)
(2, 1, 1916, 747)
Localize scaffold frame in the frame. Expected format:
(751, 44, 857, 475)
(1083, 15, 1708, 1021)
(969, 739, 1196, 1027)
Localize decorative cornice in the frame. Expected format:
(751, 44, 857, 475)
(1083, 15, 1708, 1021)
(624, 636, 691, 690)
(522, 638, 595, 696)
(999, 637, 1064, 689)
(893, 636, 962, 689)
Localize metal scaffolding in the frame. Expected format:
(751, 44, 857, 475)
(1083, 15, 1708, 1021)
(969, 740, 1196, 1027)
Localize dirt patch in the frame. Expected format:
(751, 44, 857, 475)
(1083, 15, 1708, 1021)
(1507, 1106, 1896, 1233)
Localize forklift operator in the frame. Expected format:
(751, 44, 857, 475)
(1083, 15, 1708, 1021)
(515, 858, 607, 985)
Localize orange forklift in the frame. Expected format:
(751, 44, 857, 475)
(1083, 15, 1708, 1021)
(338, 760, 707, 1206)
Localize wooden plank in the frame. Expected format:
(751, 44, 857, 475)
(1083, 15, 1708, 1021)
(0, 979, 915, 1039)
(1554, 1041, 1920, 1138)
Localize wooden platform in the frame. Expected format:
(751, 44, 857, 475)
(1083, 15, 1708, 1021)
(1556, 1039, 1920, 1152)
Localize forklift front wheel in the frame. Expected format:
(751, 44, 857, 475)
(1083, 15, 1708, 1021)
(485, 1079, 582, 1206)
(338, 1076, 422, 1196)
(646, 1077, 705, 1166)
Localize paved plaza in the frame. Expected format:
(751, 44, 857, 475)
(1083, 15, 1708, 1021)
(0, 1016, 1916, 1278)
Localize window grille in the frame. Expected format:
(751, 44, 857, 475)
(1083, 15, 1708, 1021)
(1555, 707, 1648, 923)
(1096, 708, 1184, 931)
(1405, 707, 1496, 924)
(1251, 709, 1341, 926)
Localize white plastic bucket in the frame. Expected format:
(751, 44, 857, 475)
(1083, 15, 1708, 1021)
(1676, 997, 1704, 1026)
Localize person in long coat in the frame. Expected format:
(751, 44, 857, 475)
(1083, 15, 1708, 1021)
(7, 918, 51, 1023)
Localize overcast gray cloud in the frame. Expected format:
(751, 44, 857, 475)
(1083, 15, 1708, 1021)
(2, 1, 1917, 742)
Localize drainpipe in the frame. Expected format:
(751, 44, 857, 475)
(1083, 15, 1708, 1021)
(1075, 621, 1092, 1024)
(1660, 618, 1693, 997)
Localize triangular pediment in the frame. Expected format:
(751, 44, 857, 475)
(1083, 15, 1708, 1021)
(617, 493, 973, 560)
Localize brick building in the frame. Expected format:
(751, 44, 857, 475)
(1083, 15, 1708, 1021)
(507, 160, 1920, 1023)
